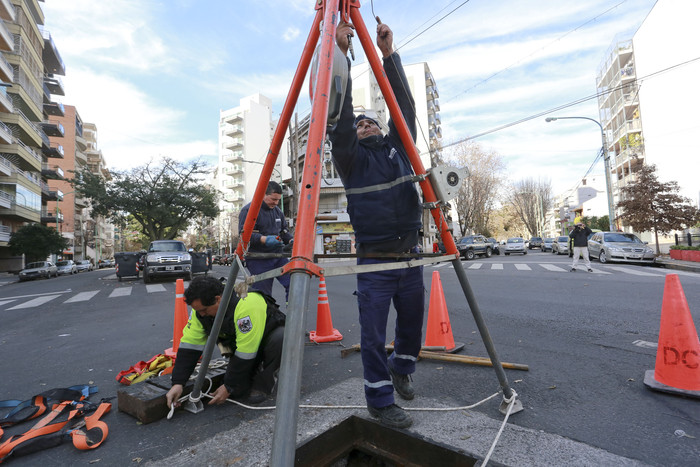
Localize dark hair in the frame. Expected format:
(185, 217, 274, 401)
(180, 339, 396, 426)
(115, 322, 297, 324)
(266, 181, 282, 195)
(184, 275, 224, 306)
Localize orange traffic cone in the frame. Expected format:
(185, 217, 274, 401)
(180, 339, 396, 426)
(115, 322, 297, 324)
(165, 279, 190, 358)
(424, 271, 464, 353)
(644, 274, 700, 398)
(309, 276, 343, 343)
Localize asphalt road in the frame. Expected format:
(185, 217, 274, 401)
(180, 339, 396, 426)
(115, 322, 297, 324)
(1, 252, 698, 465)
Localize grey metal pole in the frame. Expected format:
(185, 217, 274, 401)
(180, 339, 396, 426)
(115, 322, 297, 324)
(187, 259, 241, 405)
(270, 271, 311, 466)
(451, 258, 514, 399)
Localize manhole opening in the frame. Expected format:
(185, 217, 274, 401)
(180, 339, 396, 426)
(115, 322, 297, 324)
(295, 415, 479, 466)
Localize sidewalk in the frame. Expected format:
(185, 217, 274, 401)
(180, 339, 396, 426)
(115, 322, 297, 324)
(654, 255, 700, 273)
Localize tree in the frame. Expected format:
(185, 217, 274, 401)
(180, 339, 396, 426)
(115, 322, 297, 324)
(445, 140, 506, 236)
(581, 215, 610, 232)
(73, 158, 220, 242)
(507, 178, 552, 238)
(9, 224, 68, 263)
(617, 164, 700, 254)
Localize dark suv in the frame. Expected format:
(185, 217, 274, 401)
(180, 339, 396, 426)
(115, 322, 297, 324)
(528, 237, 543, 250)
(456, 235, 492, 260)
(142, 240, 192, 283)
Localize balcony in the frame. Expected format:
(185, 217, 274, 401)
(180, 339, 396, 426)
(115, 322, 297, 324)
(0, 18, 12, 52)
(41, 163, 64, 179)
(0, 120, 11, 145)
(41, 121, 65, 137)
(0, 89, 12, 114)
(44, 74, 65, 96)
(226, 124, 244, 137)
(41, 29, 66, 76)
(43, 143, 64, 159)
(75, 133, 88, 151)
(0, 224, 10, 242)
(74, 195, 87, 207)
(44, 100, 65, 117)
(226, 138, 244, 151)
(0, 53, 12, 82)
(0, 199, 40, 223)
(0, 188, 10, 208)
(41, 209, 63, 224)
(0, 0, 16, 22)
(224, 165, 244, 176)
(1, 110, 43, 147)
(225, 151, 244, 163)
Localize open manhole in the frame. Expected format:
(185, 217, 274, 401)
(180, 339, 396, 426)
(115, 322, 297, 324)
(295, 415, 482, 466)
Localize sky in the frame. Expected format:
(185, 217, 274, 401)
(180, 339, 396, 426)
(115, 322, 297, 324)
(41, 0, 662, 198)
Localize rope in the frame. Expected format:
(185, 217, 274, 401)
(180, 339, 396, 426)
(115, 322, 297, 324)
(481, 390, 518, 467)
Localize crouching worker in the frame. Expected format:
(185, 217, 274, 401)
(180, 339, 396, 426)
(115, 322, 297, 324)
(166, 276, 285, 408)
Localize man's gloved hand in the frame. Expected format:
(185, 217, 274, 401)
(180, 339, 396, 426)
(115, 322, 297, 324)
(265, 236, 281, 247)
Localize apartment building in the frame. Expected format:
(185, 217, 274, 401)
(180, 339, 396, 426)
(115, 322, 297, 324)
(596, 0, 700, 235)
(0, 0, 67, 272)
(286, 60, 443, 254)
(216, 93, 290, 252)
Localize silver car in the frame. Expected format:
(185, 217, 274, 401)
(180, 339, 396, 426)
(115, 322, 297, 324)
(56, 260, 78, 275)
(75, 260, 94, 272)
(19, 261, 58, 281)
(504, 237, 527, 255)
(588, 231, 655, 264)
(552, 236, 570, 255)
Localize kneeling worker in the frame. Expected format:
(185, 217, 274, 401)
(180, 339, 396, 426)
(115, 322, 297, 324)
(166, 276, 285, 408)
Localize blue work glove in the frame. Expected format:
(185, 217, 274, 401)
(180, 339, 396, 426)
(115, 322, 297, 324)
(265, 236, 281, 247)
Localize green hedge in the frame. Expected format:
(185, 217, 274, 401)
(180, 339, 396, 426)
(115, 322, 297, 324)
(670, 245, 700, 250)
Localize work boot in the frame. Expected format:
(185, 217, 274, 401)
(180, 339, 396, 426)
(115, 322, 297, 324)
(388, 365, 415, 400)
(570, 268, 576, 272)
(246, 389, 267, 405)
(367, 403, 412, 429)
(588, 268, 593, 272)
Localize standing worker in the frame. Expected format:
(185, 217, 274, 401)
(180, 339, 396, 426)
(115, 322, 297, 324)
(238, 181, 293, 300)
(329, 20, 424, 429)
(165, 276, 285, 408)
(569, 222, 593, 272)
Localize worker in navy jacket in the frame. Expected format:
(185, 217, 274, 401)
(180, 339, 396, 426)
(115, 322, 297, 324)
(238, 181, 293, 300)
(329, 21, 424, 429)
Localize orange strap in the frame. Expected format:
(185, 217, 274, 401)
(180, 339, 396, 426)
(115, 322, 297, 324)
(70, 403, 112, 450)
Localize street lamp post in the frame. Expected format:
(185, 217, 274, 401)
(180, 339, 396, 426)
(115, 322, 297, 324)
(545, 116, 615, 231)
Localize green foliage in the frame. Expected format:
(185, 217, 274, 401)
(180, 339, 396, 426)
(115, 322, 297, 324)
(72, 158, 220, 242)
(581, 215, 610, 231)
(670, 245, 700, 251)
(8, 223, 68, 263)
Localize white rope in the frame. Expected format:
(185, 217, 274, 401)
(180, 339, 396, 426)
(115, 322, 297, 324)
(480, 390, 518, 467)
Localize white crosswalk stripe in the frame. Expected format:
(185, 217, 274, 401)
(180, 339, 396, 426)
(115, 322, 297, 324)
(109, 287, 132, 298)
(514, 264, 531, 271)
(468, 263, 483, 269)
(146, 284, 167, 293)
(491, 263, 503, 270)
(7, 295, 61, 310)
(605, 266, 663, 277)
(433, 263, 450, 269)
(539, 264, 569, 272)
(64, 291, 100, 303)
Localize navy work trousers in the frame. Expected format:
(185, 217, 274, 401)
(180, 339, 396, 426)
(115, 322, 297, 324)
(356, 257, 425, 408)
(246, 257, 290, 301)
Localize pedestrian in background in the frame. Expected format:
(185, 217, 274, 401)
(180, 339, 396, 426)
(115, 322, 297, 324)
(569, 222, 593, 272)
(238, 181, 292, 300)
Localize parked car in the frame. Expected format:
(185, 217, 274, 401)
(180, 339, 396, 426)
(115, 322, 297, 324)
(56, 260, 78, 275)
(456, 235, 492, 260)
(528, 237, 543, 250)
(504, 237, 527, 255)
(587, 231, 656, 264)
(486, 237, 500, 255)
(75, 260, 93, 272)
(542, 237, 554, 252)
(98, 258, 115, 269)
(18, 261, 58, 281)
(552, 236, 570, 255)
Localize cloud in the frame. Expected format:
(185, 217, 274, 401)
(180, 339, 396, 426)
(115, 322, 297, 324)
(283, 27, 301, 42)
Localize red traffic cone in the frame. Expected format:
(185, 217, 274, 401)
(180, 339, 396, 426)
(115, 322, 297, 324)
(424, 271, 464, 353)
(165, 279, 190, 358)
(309, 276, 343, 343)
(644, 274, 700, 398)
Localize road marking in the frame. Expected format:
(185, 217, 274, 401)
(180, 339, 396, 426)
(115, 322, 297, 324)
(0, 289, 72, 301)
(64, 291, 100, 303)
(588, 267, 611, 274)
(468, 263, 483, 269)
(632, 339, 657, 349)
(146, 284, 167, 293)
(0, 299, 17, 307)
(491, 263, 503, 270)
(540, 264, 568, 272)
(605, 266, 663, 277)
(434, 263, 450, 269)
(7, 295, 62, 310)
(514, 264, 531, 271)
(109, 287, 132, 297)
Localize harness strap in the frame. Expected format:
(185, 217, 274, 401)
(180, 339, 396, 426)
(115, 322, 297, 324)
(69, 402, 112, 450)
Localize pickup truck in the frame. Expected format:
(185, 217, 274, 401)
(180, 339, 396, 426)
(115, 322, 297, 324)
(142, 240, 192, 283)
(456, 235, 493, 260)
